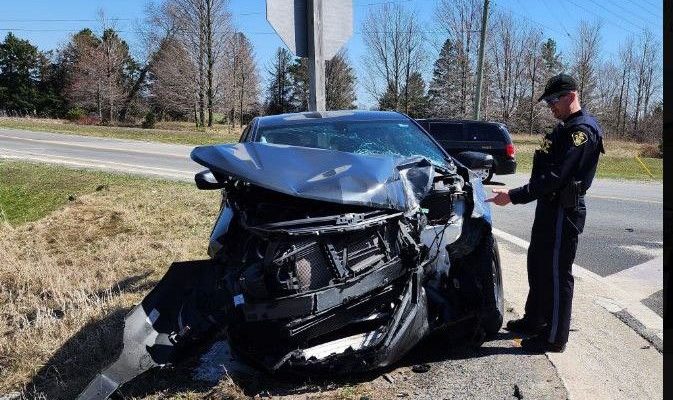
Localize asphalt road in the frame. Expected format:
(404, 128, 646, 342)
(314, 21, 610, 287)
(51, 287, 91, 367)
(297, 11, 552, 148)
(0, 128, 663, 318)
(487, 174, 663, 277)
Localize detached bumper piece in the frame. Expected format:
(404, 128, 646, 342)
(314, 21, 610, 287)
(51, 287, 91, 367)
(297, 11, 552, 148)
(78, 260, 225, 400)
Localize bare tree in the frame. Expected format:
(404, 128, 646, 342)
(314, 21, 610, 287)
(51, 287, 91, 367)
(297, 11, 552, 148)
(434, 0, 482, 117)
(150, 37, 198, 120)
(62, 29, 103, 116)
(168, 0, 233, 127)
(523, 28, 544, 134)
(488, 12, 531, 124)
(64, 13, 134, 123)
(228, 32, 260, 126)
(616, 38, 635, 135)
(361, 3, 425, 112)
(632, 30, 659, 134)
(595, 59, 621, 136)
(571, 20, 602, 108)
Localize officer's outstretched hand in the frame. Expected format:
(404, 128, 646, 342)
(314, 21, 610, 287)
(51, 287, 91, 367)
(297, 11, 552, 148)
(486, 188, 511, 206)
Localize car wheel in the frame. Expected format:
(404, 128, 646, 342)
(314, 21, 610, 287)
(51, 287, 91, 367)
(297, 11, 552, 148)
(473, 168, 493, 183)
(476, 233, 504, 336)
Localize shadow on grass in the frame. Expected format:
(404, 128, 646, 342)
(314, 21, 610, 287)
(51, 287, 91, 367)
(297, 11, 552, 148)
(24, 308, 128, 399)
(21, 272, 219, 400)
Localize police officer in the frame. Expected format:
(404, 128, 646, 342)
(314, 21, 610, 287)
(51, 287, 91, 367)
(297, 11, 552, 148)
(486, 73, 604, 352)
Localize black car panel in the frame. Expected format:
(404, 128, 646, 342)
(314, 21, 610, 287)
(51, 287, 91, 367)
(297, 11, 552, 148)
(417, 119, 517, 176)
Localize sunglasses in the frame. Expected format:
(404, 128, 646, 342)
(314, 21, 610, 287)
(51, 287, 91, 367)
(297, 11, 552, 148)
(544, 93, 567, 107)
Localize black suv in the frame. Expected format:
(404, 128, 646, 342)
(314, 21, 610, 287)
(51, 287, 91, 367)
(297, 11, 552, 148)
(416, 119, 517, 182)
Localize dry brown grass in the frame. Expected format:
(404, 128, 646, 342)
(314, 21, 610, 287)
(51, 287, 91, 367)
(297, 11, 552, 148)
(0, 117, 242, 145)
(510, 133, 648, 158)
(0, 175, 219, 398)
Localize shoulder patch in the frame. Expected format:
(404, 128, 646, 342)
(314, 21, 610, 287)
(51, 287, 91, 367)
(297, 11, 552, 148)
(572, 131, 588, 146)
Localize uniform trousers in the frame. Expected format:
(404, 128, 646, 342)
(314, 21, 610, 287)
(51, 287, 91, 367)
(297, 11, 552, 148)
(524, 196, 586, 344)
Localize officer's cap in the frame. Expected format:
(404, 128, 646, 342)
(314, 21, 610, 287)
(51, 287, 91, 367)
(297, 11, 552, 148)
(538, 73, 578, 102)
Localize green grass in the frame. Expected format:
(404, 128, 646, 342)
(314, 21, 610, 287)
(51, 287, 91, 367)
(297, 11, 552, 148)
(515, 152, 662, 181)
(511, 134, 662, 181)
(0, 118, 241, 146)
(0, 161, 156, 225)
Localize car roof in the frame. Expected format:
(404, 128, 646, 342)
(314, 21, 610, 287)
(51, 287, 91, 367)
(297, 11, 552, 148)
(417, 118, 507, 129)
(255, 110, 409, 128)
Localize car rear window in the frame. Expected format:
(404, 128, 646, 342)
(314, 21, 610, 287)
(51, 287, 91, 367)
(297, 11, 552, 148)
(465, 123, 510, 142)
(427, 122, 465, 140)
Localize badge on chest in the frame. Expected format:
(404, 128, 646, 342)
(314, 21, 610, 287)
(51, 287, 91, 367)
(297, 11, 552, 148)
(538, 137, 553, 153)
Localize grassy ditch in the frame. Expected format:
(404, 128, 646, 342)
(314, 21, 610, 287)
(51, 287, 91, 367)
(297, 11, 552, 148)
(511, 134, 663, 181)
(0, 161, 382, 400)
(0, 117, 241, 146)
(0, 161, 219, 398)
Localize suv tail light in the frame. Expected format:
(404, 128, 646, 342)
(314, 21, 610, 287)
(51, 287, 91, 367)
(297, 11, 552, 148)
(506, 144, 516, 158)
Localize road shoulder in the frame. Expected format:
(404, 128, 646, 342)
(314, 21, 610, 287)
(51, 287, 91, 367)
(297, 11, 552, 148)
(496, 238, 663, 400)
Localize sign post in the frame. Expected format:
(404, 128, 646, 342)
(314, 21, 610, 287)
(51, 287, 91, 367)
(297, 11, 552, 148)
(267, 0, 353, 112)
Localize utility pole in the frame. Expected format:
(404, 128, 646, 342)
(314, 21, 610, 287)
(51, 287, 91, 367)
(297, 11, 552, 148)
(473, 0, 490, 120)
(307, 0, 326, 111)
(267, 0, 352, 112)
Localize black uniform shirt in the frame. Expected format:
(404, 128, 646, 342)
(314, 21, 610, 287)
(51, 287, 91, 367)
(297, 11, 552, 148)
(509, 109, 605, 205)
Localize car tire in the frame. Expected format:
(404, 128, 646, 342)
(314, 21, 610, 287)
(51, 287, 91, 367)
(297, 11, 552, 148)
(476, 233, 504, 336)
(483, 169, 494, 184)
(473, 168, 494, 184)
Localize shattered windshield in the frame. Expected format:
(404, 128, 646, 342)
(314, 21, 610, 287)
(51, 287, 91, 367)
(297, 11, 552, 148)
(256, 119, 448, 166)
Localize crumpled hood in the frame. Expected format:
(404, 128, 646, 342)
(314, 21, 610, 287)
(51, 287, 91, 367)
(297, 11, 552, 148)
(191, 142, 439, 211)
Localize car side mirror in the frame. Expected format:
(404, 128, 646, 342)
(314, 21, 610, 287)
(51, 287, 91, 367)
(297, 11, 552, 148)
(453, 151, 494, 170)
(195, 170, 223, 190)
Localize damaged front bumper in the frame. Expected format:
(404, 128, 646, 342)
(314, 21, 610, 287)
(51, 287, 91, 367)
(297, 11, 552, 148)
(78, 142, 499, 399)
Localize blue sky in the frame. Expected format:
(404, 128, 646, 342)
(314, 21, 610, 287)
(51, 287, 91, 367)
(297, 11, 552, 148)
(0, 0, 663, 106)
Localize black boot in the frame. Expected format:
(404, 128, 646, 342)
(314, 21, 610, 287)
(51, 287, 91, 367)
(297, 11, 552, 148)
(505, 317, 547, 335)
(520, 335, 566, 353)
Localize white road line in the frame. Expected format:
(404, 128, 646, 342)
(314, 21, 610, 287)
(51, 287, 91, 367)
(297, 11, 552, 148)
(0, 151, 194, 180)
(586, 194, 662, 205)
(492, 227, 663, 341)
(0, 132, 189, 158)
(616, 244, 663, 258)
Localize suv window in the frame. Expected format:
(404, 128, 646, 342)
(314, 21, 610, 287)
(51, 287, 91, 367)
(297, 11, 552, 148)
(466, 123, 503, 142)
(428, 122, 465, 140)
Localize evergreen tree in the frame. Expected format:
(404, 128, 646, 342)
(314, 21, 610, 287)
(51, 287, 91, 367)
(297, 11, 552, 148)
(288, 57, 308, 111)
(264, 47, 294, 115)
(287, 52, 357, 111)
(427, 39, 462, 117)
(325, 53, 357, 110)
(0, 33, 41, 115)
(541, 38, 563, 78)
(402, 72, 429, 118)
(378, 82, 398, 111)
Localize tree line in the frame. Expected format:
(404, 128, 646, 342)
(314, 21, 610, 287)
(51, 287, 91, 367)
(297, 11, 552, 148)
(361, 1, 661, 141)
(0, 0, 662, 141)
(0, 2, 261, 128)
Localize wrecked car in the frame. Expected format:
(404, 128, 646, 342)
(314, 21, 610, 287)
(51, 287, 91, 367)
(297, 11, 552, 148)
(79, 111, 504, 399)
